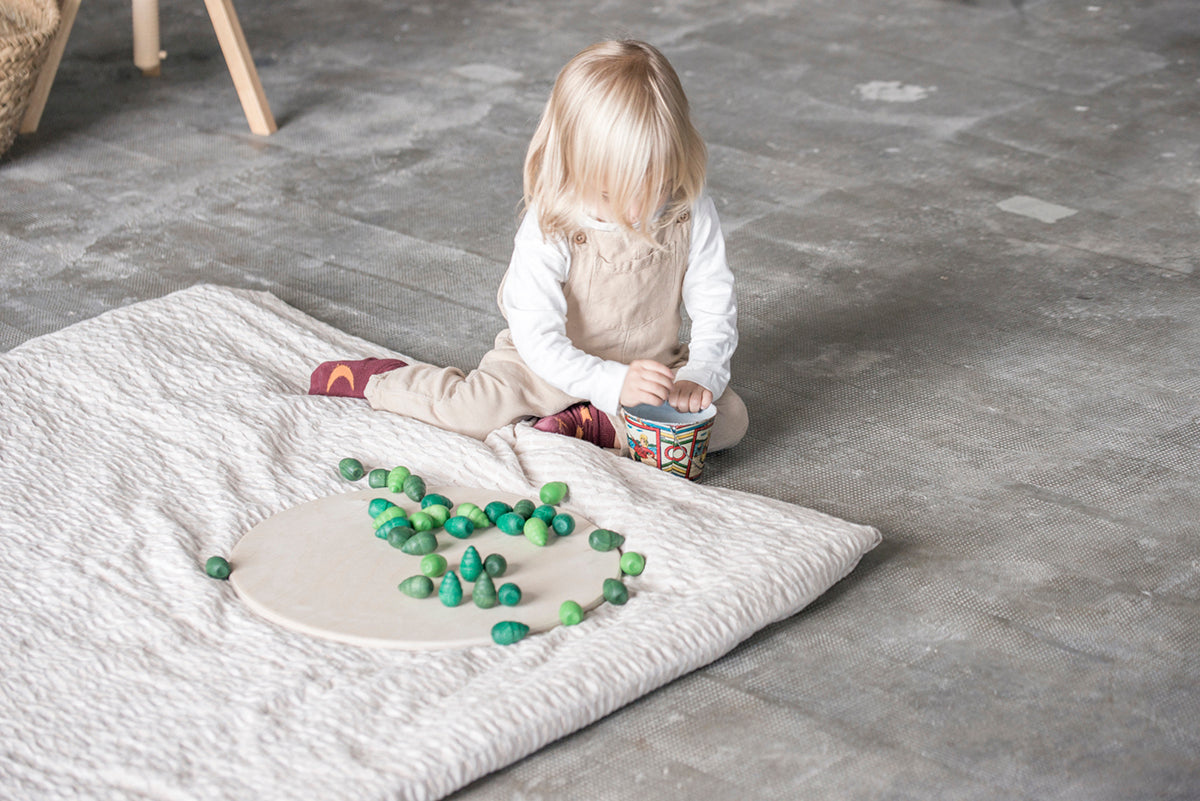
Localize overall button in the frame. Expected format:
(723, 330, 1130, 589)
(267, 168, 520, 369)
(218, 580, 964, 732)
(573, 232, 587, 245)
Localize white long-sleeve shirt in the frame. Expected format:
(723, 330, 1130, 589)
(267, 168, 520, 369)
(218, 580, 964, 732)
(502, 195, 738, 415)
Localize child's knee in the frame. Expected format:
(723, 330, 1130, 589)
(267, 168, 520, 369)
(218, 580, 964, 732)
(710, 389, 748, 452)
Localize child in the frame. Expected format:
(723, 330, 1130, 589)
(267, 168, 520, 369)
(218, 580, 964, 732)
(310, 39, 748, 454)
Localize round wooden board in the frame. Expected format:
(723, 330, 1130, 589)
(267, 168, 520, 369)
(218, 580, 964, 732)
(229, 486, 622, 649)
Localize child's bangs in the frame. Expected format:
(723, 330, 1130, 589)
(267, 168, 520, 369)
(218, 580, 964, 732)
(524, 39, 707, 240)
(576, 95, 678, 228)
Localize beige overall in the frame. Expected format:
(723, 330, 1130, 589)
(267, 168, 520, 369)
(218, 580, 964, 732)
(365, 210, 748, 452)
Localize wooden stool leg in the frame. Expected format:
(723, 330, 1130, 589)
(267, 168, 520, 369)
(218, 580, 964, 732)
(132, 0, 161, 76)
(19, 0, 83, 134)
(202, 0, 277, 135)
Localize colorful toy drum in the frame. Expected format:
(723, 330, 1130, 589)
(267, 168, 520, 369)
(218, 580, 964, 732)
(621, 402, 717, 481)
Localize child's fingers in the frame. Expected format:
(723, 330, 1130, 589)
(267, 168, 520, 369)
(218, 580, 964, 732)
(637, 359, 673, 375)
(651, 361, 675, 380)
(669, 381, 712, 413)
(626, 388, 666, 407)
(631, 359, 674, 383)
(641, 383, 672, 406)
(637, 377, 671, 405)
(677, 389, 703, 413)
(632, 361, 673, 393)
(620, 360, 674, 408)
(638, 389, 668, 407)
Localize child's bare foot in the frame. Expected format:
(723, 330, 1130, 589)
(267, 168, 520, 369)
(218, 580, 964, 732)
(533, 402, 616, 448)
(309, 358, 406, 398)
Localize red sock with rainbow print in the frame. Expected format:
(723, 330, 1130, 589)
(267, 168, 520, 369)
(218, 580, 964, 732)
(533, 402, 617, 448)
(308, 358, 406, 399)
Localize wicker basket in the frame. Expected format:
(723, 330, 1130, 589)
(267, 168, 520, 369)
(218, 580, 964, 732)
(0, 0, 60, 157)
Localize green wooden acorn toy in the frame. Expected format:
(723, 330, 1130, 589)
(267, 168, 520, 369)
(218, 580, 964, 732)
(491, 620, 530, 645)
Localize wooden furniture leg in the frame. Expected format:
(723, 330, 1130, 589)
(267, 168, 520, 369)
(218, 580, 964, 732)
(19, 0, 82, 134)
(20, 0, 276, 136)
(131, 0, 161, 76)
(202, 0, 276, 135)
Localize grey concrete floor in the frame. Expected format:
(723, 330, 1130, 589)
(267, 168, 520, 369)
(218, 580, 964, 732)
(4, 0, 1199, 798)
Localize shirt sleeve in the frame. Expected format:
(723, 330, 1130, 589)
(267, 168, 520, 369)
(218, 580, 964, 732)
(502, 212, 630, 414)
(674, 196, 738, 399)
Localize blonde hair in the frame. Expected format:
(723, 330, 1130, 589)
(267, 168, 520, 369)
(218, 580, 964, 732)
(523, 40, 707, 242)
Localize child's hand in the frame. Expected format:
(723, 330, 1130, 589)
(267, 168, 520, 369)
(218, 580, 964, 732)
(620, 360, 675, 408)
(669, 380, 713, 413)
